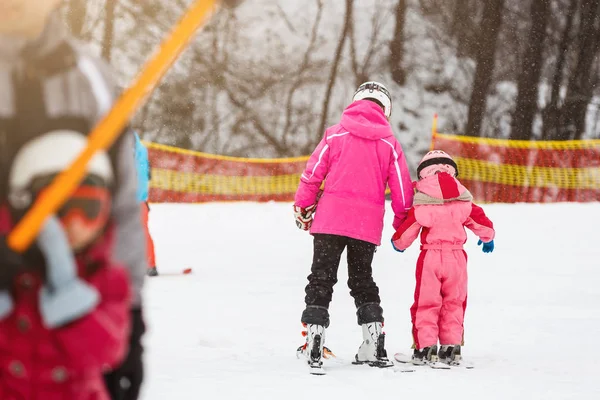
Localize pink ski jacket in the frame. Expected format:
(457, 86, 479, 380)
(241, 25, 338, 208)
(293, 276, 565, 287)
(391, 172, 495, 250)
(295, 100, 414, 245)
(0, 207, 131, 400)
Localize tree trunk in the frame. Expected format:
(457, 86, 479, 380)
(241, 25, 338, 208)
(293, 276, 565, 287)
(452, 0, 478, 57)
(510, 0, 551, 140)
(102, 0, 117, 62)
(66, 0, 87, 37)
(465, 0, 504, 137)
(317, 0, 353, 140)
(560, 0, 600, 139)
(542, 0, 578, 140)
(390, 0, 407, 86)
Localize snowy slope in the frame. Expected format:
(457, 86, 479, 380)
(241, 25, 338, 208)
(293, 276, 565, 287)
(141, 202, 600, 399)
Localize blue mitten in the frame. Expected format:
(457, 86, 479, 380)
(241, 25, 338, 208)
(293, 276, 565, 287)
(477, 239, 494, 253)
(37, 216, 99, 328)
(391, 239, 404, 253)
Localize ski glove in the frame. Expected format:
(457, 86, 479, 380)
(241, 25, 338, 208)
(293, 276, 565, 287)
(293, 203, 317, 231)
(477, 239, 494, 253)
(0, 237, 19, 318)
(104, 307, 146, 400)
(391, 239, 404, 253)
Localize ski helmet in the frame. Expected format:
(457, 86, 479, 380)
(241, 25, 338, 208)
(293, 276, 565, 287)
(8, 130, 114, 251)
(352, 81, 392, 118)
(417, 150, 458, 179)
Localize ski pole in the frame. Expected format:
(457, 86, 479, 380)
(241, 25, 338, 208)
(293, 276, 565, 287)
(7, 0, 241, 252)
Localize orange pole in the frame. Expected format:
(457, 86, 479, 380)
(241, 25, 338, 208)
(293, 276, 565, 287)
(8, 0, 220, 252)
(430, 113, 438, 150)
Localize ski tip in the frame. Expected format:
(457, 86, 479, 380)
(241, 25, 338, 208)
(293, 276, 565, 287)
(309, 368, 327, 376)
(393, 352, 412, 363)
(183, 268, 193, 274)
(394, 367, 416, 373)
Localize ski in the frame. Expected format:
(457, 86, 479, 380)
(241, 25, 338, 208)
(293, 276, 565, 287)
(307, 361, 326, 375)
(149, 268, 193, 277)
(393, 352, 451, 369)
(298, 346, 406, 374)
(445, 357, 475, 369)
(351, 355, 394, 369)
(394, 352, 473, 369)
(393, 365, 416, 373)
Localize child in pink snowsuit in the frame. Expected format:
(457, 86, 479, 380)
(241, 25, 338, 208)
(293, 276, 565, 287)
(391, 150, 495, 365)
(294, 82, 414, 372)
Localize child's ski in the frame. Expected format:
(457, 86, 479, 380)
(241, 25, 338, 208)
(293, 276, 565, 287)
(393, 352, 451, 369)
(394, 352, 474, 369)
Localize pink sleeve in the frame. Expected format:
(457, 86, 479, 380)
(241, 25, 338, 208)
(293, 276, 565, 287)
(294, 135, 330, 207)
(53, 266, 131, 371)
(465, 204, 495, 243)
(391, 208, 421, 250)
(387, 140, 414, 230)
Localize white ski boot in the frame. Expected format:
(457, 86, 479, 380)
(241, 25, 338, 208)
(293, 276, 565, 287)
(296, 324, 327, 375)
(353, 322, 393, 368)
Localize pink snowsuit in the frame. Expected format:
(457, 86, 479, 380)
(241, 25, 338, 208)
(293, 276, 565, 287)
(391, 172, 495, 349)
(294, 100, 414, 245)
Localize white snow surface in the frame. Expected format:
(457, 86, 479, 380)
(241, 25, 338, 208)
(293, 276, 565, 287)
(141, 202, 600, 399)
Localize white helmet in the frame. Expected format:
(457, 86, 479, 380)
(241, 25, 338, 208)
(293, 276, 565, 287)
(8, 130, 114, 209)
(352, 81, 392, 118)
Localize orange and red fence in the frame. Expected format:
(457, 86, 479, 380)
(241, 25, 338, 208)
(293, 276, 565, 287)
(430, 116, 600, 203)
(145, 116, 600, 204)
(146, 142, 308, 202)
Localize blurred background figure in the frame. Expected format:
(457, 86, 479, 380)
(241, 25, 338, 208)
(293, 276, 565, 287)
(0, 132, 132, 400)
(134, 132, 158, 277)
(0, 1, 148, 399)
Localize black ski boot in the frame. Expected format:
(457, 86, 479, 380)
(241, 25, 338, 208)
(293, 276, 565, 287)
(438, 344, 462, 365)
(411, 344, 438, 365)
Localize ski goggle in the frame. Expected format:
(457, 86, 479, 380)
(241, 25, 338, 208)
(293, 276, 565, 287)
(28, 174, 112, 228)
(58, 185, 111, 229)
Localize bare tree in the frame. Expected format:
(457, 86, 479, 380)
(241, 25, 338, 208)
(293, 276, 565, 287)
(560, 0, 600, 139)
(65, 0, 88, 37)
(102, 0, 118, 62)
(510, 0, 550, 140)
(451, 0, 482, 58)
(465, 0, 505, 137)
(390, 0, 407, 85)
(317, 0, 353, 138)
(542, 0, 579, 140)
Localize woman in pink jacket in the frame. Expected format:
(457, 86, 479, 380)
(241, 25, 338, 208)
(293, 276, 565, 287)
(391, 150, 495, 366)
(294, 82, 413, 373)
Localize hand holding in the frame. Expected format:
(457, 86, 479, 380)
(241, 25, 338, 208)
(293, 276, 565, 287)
(391, 239, 404, 253)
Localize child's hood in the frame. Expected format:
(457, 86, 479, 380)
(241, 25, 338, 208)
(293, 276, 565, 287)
(414, 172, 473, 205)
(339, 100, 394, 140)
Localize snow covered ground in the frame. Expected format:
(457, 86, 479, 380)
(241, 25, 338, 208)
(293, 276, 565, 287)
(140, 202, 600, 399)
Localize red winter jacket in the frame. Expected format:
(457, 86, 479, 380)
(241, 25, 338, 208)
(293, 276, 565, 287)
(0, 207, 131, 400)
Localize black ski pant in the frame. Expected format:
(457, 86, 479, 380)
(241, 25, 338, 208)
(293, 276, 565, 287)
(301, 234, 383, 327)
